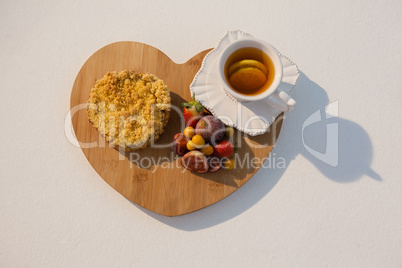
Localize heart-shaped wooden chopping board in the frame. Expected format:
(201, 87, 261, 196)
(70, 41, 283, 216)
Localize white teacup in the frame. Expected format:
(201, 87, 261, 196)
(217, 38, 295, 112)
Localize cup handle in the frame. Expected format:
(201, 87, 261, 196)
(266, 91, 296, 112)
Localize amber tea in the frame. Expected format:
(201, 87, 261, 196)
(224, 47, 276, 96)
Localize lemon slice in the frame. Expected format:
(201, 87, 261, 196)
(228, 59, 268, 77)
(229, 67, 267, 91)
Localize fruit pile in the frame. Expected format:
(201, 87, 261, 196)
(172, 94, 236, 173)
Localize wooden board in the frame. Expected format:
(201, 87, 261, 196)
(70, 41, 283, 216)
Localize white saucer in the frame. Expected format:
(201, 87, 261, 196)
(190, 30, 300, 136)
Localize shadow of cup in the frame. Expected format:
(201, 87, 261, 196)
(289, 72, 381, 182)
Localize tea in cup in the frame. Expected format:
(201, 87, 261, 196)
(217, 38, 295, 111)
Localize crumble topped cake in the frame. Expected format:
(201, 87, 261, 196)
(87, 71, 171, 151)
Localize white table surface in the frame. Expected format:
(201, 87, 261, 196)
(1, 1, 401, 267)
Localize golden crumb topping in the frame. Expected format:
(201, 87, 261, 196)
(87, 71, 171, 150)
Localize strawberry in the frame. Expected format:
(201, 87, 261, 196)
(182, 93, 204, 128)
(213, 140, 234, 158)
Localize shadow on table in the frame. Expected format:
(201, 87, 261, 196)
(133, 71, 382, 231)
